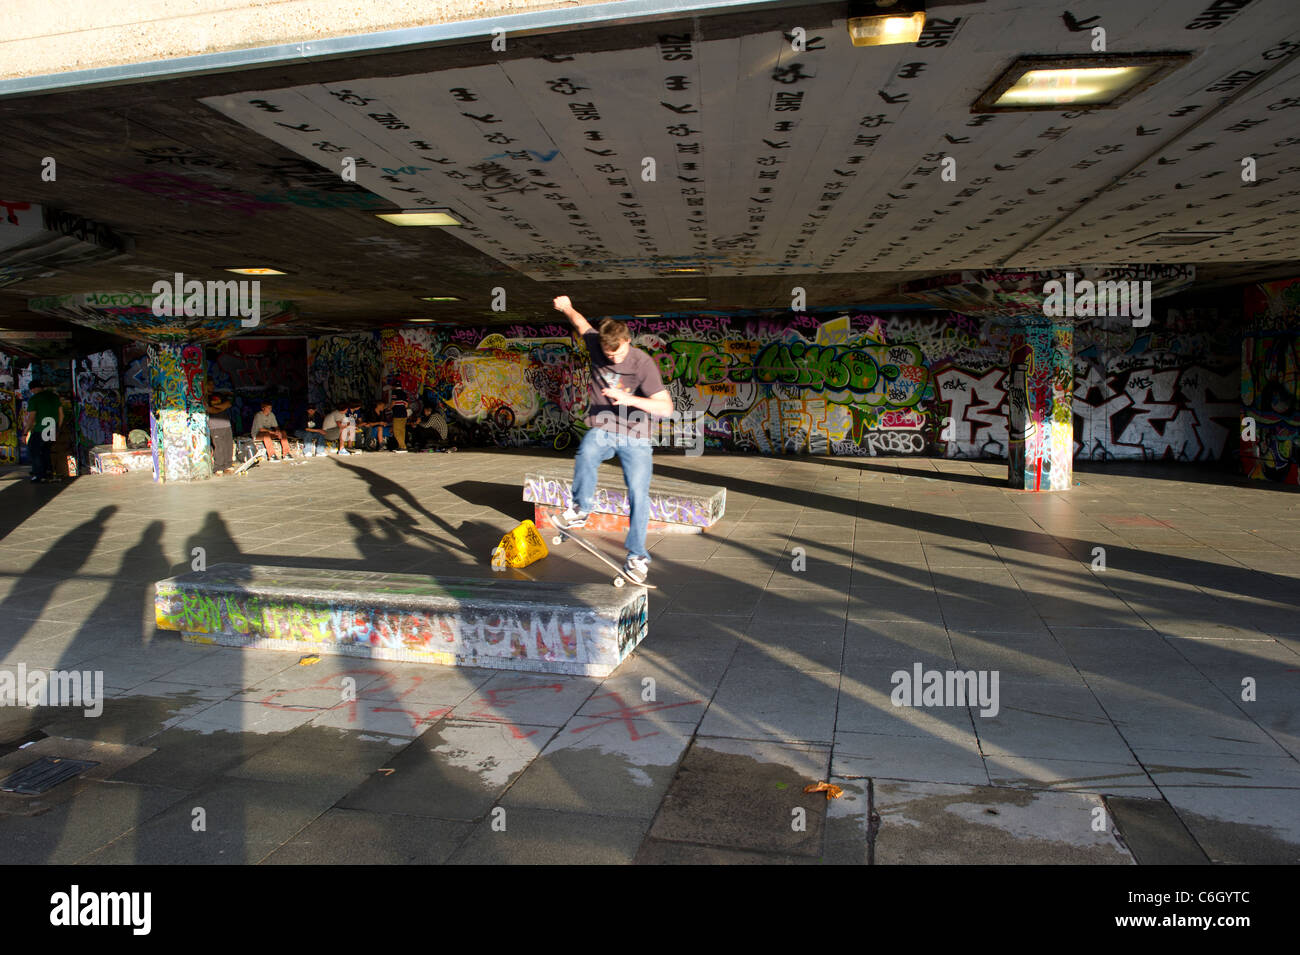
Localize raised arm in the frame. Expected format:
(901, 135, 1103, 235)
(552, 295, 593, 337)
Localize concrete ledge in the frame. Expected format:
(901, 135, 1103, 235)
(89, 445, 151, 474)
(154, 564, 648, 677)
(523, 470, 725, 532)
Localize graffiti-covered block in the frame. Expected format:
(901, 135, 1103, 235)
(155, 563, 649, 677)
(89, 445, 152, 474)
(523, 470, 725, 532)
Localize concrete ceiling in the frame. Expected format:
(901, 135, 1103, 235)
(1, 0, 1299, 340)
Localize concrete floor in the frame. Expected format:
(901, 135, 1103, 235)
(0, 449, 1297, 864)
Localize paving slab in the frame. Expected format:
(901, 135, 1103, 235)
(82, 776, 345, 864)
(1159, 786, 1300, 864)
(698, 662, 839, 743)
(0, 778, 191, 864)
(502, 715, 693, 817)
(449, 807, 649, 864)
(873, 780, 1134, 864)
(647, 737, 831, 856)
(834, 730, 990, 786)
(263, 808, 474, 864)
(337, 719, 549, 820)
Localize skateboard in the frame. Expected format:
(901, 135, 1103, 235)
(232, 447, 267, 476)
(551, 524, 656, 589)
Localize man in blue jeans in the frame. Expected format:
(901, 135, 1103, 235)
(552, 295, 673, 584)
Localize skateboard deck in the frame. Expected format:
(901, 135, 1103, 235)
(232, 448, 266, 476)
(551, 525, 656, 589)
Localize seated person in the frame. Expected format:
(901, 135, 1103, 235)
(410, 400, 448, 449)
(321, 402, 351, 455)
(359, 399, 389, 451)
(296, 403, 329, 456)
(250, 400, 293, 459)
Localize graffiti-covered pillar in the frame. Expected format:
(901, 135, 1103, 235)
(147, 342, 211, 482)
(1007, 319, 1073, 492)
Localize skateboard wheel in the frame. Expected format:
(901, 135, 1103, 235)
(614, 576, 624, 587)
(552, 536, 563, 546)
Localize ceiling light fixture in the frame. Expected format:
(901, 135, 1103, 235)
(669, 297, 708, 303)
(377, 209, 463, 226)
(973, 53, 1192, 112)
(847, 0, 925, 47)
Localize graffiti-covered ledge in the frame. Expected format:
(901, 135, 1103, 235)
(155, 563, 650, 677)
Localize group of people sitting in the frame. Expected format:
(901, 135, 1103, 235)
(203, 381, 449, 475)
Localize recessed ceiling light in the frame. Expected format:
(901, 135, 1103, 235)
(377, 210, 462, 226)
(669, 297, 708, 303)
(973, 53, 1192, 112)
(847, 1, 925, 46)
(225, 268, 286, 275)
(418, 295, 461, 302)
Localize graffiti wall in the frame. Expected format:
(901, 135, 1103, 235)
(1072, 310, 1240, 463)
(122, 342, 150, 434)
(0, 353, 15, 464)
(148, 342, 211, 482)
(206, 337, 307, 433)
(1242, 278, 1300, 484)
(297, 306, 1244, 462)
(307, 333, 382, 410)
(73, 349, 124, 462)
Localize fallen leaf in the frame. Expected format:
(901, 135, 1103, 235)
(803, 781, 843, 800)
(298, 654, 321, 666)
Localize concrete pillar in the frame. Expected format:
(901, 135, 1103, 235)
(147, 342, 211, 482)
(1007, 319, 1073, 492)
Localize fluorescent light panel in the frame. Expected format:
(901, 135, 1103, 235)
(377, 210, 462, 226)
(973, 53, 1192, 112)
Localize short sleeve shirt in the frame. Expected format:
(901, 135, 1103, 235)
(582, 332, 666, 438)
(26, 391, 61, 436)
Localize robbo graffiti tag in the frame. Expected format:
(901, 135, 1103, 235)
(151, 271, 261, 328)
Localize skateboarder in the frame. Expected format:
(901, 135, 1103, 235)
(552, 295, 673, 584)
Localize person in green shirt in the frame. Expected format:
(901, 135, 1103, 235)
(23, 379, 63, 483)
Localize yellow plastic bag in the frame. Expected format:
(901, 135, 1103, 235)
(491, 519, 549, 570)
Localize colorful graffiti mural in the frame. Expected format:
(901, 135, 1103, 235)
(1242, 278, 1300, 484)
(207, 337, 307, 433)
(0, 386, 16, 465)
(295, 305, 1243, 463)
(148, 342, 211, 482)
(74, 350, 124, 465)
(307, 333, 382, 410)
(122, 342, 151, 434)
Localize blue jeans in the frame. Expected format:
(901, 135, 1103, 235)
(296, 430, 324, 454)
(572, 427, 653, 560)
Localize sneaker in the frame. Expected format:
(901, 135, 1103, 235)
(557, 506, 589, 528)
(623, 555, 649, 584)
(338, 448, 351, 455)
(395, 449, 408, 454)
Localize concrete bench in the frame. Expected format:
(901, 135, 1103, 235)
(154, 563, 648, 677)
(89, 445, 152, 474)
(523, 470, 726, 535)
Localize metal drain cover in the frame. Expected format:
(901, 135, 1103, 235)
(1, 756, 100, 794)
